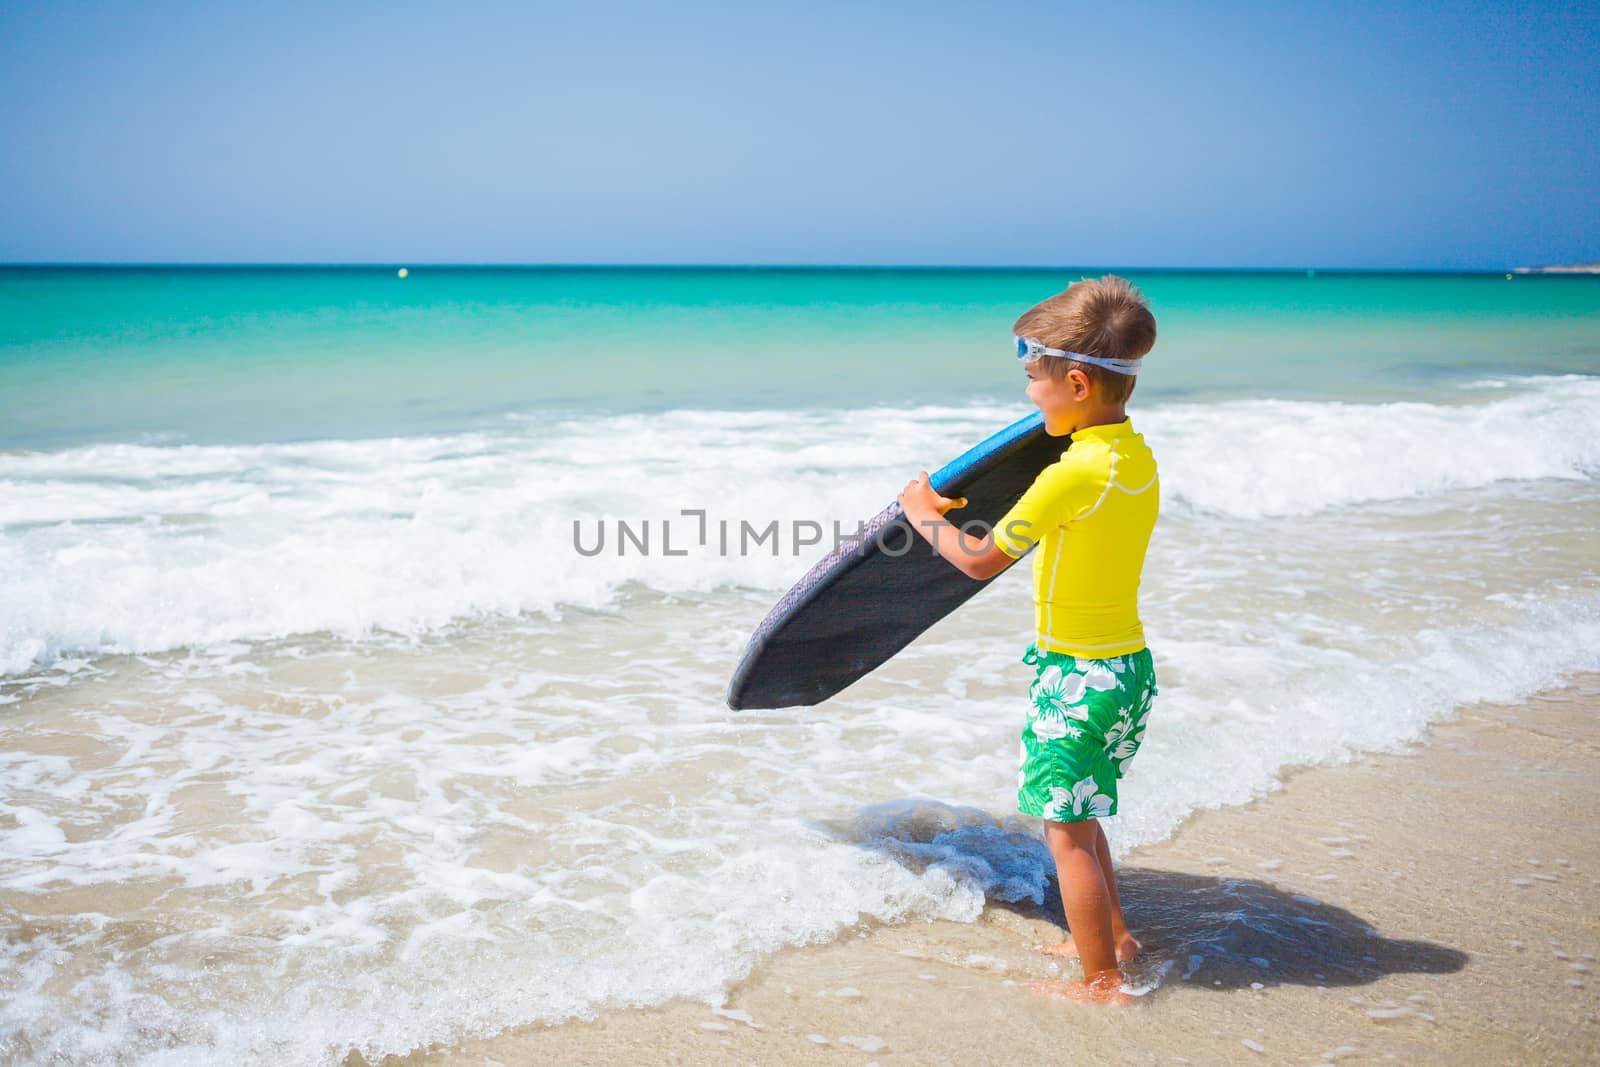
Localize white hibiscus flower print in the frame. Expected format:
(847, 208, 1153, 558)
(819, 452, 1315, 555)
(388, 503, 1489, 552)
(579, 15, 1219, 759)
(1042, 776, 1114, 821)
(1103, 709, 1145, 770)
(1031, 713, 1068, 741)
(1079, 660, 1121, 692)
(1132, 682, 1156, 724)
(1034, 664, 1089, 720)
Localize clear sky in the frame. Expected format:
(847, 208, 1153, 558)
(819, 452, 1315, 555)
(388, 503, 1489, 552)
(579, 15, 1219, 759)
(2, 0, 1596, 269)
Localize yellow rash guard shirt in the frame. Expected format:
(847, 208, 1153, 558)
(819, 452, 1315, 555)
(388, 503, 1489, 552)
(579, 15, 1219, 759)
(992, 417, 1159, 657)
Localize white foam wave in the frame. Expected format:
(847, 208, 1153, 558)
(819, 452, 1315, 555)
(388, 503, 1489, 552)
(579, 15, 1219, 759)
(1148, 375, 1600, 519)
(1, 377, 1595, 676)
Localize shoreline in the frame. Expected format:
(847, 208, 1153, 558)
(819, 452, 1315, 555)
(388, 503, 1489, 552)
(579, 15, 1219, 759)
(385, 674, 1600, 1066)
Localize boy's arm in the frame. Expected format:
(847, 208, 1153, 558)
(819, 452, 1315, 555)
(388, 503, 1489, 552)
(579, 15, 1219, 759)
(897, 470, 1018, 582)
(905, 510, 1018, 581)
(898, 445, 1093, 579)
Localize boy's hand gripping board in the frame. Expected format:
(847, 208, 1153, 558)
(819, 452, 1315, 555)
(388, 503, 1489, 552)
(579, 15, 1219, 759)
(726, 410, 1066, 710)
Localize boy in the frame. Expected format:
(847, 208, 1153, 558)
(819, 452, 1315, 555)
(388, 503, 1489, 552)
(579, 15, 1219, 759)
(896, 274, 1160, 1004)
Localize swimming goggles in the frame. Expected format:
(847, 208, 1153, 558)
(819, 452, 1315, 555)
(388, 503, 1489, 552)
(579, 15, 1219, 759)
(1015, 335, 1143, 375)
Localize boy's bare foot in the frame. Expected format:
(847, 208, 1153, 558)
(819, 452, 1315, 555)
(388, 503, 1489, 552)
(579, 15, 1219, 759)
(1036, 931, 1141, 962)
(1024, 974, 1133, 1007)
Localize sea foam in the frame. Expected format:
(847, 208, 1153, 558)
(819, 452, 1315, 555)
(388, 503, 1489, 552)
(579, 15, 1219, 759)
(2, 375, 1595, 678)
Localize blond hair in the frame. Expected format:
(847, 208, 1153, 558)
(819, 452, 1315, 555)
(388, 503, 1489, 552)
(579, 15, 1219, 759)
(1013, 275, 1156, 403)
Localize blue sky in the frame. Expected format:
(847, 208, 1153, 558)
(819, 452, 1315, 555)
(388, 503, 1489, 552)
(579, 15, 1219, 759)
(1, 1, 1595, 269)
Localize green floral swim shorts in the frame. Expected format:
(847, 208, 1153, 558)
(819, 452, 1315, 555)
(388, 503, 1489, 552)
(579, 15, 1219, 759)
(1017, 642, 1158, 822)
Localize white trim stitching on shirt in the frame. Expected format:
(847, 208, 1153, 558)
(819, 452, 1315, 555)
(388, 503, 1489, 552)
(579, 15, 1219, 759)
(1037, 636, 1145, 652)
(1111, 470, 1158, 494)
(1074, 438, 1119, 521)
(1043, 535, 1061, 636)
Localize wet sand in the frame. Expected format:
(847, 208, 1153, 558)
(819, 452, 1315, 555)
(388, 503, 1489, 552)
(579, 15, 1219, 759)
(379, 677, 1600, 1067)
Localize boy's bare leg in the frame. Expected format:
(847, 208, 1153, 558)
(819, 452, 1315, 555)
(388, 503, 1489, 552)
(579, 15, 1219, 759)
(1024, 818, 1128, 1004)
(1038, 821, 1140, 961)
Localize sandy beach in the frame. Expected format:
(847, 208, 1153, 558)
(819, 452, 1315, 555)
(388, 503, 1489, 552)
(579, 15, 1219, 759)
(384, 675, 1600, 1067)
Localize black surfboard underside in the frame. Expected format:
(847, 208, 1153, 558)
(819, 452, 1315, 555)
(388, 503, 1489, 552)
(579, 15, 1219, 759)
(725, 410, 1067, 710)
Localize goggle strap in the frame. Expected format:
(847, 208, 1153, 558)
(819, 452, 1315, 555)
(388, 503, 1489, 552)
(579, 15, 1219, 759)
(1016, 335, 1143, 375)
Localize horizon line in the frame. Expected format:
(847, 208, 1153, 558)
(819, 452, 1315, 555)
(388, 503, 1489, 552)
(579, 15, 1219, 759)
(0, 261, 1570, 274)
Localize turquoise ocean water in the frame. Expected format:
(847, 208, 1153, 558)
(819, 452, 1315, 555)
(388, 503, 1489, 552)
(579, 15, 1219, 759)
(2, 267, 1598, 1064)
(4, 267, 1597, 450)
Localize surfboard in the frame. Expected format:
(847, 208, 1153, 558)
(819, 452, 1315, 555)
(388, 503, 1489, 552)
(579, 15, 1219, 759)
(725, 409, 1066, 710)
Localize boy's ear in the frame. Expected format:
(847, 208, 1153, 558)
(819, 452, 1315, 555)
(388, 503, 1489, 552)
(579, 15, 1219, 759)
(1067, 367, 1093, 400)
